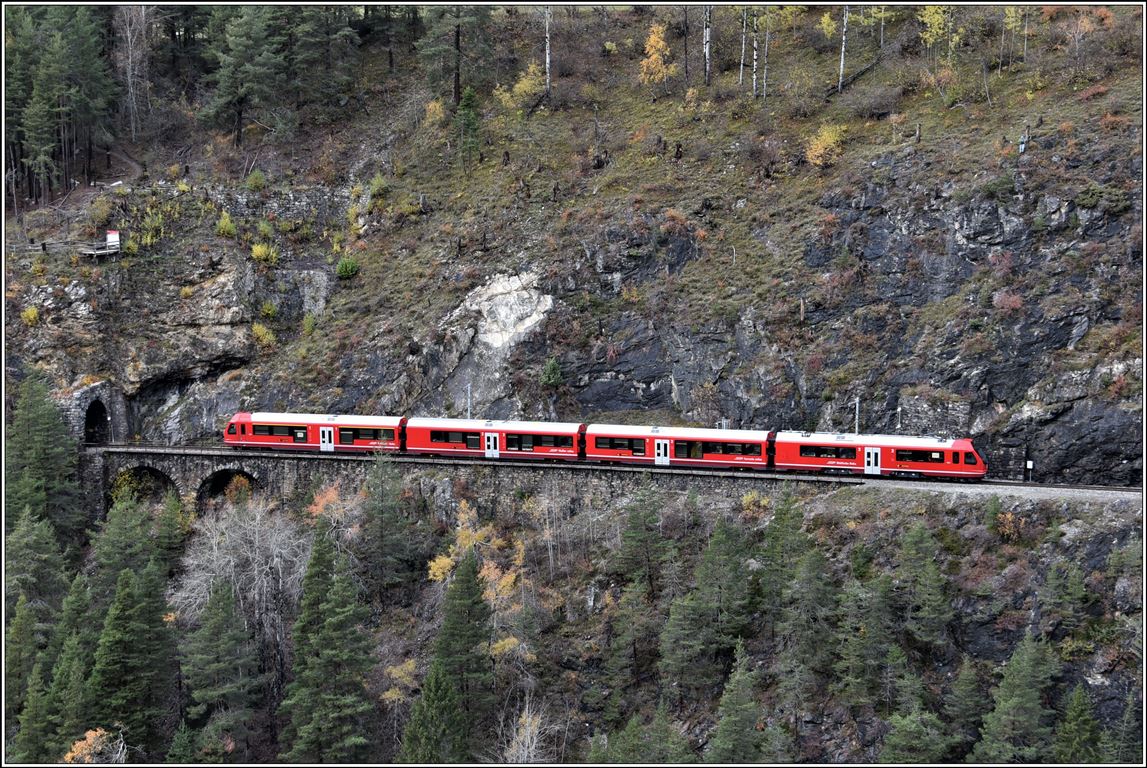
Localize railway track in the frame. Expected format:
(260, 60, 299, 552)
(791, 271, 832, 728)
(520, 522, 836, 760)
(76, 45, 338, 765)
(86, 444, 1141, 495)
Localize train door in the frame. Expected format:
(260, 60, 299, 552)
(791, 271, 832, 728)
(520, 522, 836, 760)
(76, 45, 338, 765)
(654, 439, 670, 466)
(864, 446, 881, 475)
(484, 433, 500, 459)
(319, 426, 335, 452)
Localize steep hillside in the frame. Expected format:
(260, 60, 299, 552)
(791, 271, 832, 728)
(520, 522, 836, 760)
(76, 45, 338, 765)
(5, 6, 1141, 485)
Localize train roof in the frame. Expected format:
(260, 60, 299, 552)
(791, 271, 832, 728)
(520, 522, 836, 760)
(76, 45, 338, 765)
(405, 417, 585, 432)
(586, 423, 770, 441)
(773, 431, 969, 449)
(245, 412, 404, 427)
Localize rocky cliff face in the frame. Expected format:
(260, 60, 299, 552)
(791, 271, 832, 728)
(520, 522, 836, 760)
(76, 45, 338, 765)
(4, 72, 1141, 488)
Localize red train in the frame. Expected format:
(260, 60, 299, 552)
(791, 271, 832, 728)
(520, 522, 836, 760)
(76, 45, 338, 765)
(223, 412, 988, 480)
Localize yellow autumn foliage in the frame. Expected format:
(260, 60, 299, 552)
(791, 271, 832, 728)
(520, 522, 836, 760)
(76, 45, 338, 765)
(806, 124, 847, 168)
(639, 22, 678, 88)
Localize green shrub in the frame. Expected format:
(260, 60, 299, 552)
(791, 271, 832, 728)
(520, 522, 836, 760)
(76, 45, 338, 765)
(302, 313, 317, 336)
(252, 322, 277, 349)
(336, 256, 359, 279)
(257, 219, 274, 240)
(20, 306, 39, 327)
(540, 357, 562, 388)
(369, 172, 388, 201)
(980, 174, 1015, 200)
(216, 211, 237, 238)
(1075, 182, 1130, 215)
(251, 242, 279, 265)
(245, 169, 267, 192)
(260, 300, 277, 319)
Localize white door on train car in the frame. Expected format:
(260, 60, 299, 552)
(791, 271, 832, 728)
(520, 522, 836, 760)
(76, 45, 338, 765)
(654, 439, 670, 466)
(319, 426, 334, 452)
(484, 433, 500, 459)
(864, 446, 881, 475)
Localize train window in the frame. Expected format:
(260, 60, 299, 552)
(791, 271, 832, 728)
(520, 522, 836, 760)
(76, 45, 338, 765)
(895, 449, 945, 463)
(595, 437, 610, 450)
(253, 425, 271, 436)
(465, 434, 481, 450)
(446, 432, 463, 443)
(744, 443, 762, 456)
(293, 428, 307, 443)
(539, 434, 555, 447)
(611, 438, 629, 450)
(381, 429, 395, 441)
(557, 435, 573, 448)
(431, 431, 446, 443)
(521, 434, 534, 450)
(272, 425, 291, 437)
(675, 442, 689, 458)
(703, 442, 719, 454)
(339, 429, 355, 444)
(506, 434, 521, 450)
(631, 439, 645, 456)
(800, 445, 857, 459)
(964, 452, 978, 465)
(227, 424, 236, 435)
(241, 424, 246, 435)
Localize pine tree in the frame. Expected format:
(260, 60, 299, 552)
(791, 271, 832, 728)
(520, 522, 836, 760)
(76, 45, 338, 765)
(47, 632, 94, 761)
(455, 85, 481, 168)
(5, 506, 69, 623)
(604, 581, 660, 705)
(277, 524, 335, 752)
(165, 720, 201, 763)
(778, 548, 837, 675)
(282, 7, 359, 108)
(1053, 684, 1102, 763)
(659, 518, 753, 692)
(396, 658, 468, 763)
(757, 492, 808, 633)
(90, 493, 156, 607)
(279, 550, 376, 763)
(6, 593, 41, 723)
(154, 491, 188, 576)
(945, 655, 982, 757)
(433, 548, 494, 757)
(898, 523, 952, 651)
(706, 641, 762, 763)
(833, 578, 888, 708)
(611, 487, 667, 599)
(588, 704, 692, 763)
(416, 5, 494, 104)
(4, 375, 81, 542)
(356, 458, 431, 605)
(971, 634, 1059, 762)
(11, 662, 55, 763)
(87, 569, 167, 755)
(181, 581, 264, 760)
(1100, 688, 1142, 764)
(879, 708, 950, 763)
(281, 569, 375, 762)
(203, 6, 284, 145)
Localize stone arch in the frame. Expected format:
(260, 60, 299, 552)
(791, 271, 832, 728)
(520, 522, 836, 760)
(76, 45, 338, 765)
(65, 381, 128, 445)
(109, 465, 180, 510)
(196, 467, 260, 513)
(84, 399, 110, 444)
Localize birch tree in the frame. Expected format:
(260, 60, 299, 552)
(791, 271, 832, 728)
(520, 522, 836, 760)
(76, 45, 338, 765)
(838, 5, 850, 93)
(114, 6, 152, 142)
(703, 5, 712, 87)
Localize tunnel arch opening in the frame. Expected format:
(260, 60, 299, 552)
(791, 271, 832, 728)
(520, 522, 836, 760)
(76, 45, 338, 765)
(197, 469, 259, 514)
(85, 399, 110, 444)
(108, 466, 178, 512)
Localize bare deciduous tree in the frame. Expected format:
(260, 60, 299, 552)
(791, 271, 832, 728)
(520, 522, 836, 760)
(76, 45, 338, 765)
(500, 694, 557, 763)
(113, 6, 153, 141)
(169, 497, 312, 701)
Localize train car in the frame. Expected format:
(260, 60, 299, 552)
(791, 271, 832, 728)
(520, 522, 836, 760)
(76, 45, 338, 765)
(583, 424, 769, 468)
(223, 412, 404, 453)
(772, 431, 987, 479)
(404, 417, 584, 461)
